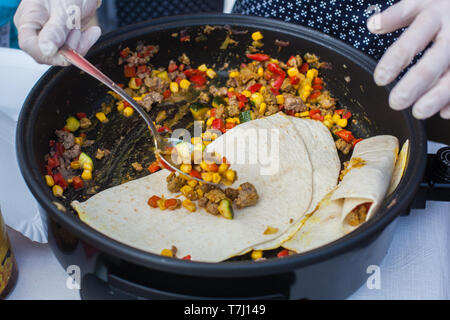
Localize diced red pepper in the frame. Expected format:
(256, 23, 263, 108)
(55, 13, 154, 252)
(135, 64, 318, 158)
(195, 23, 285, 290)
(246, 53, 270, 61)
(299, 62, 309, 74)
(238, 101, 245, 109)
(207, 163, 219, 172)
(163, 89, 171, 99)
(190, 75, 207, 87)
(53, 172, 68, 189)
(264, 71, 273, 81)
(182, 255, 191, 260)
(137, 65, 148, 74)
(72, 176, 84, 190)
(179, 64, 185, 72)
(134, 77, 142, 87)
(267, 63, 284, 76)
(249, 83, 262, 93)
(335, 109, 344, 115)
(287, 56, 297, 67)
(168, 61, 178, 73)
(271, 88, 280, 96)
(119, 47, 130, 58)
(175, 76, 183, 84)
(189, 169, 202, 179)
(309, 109, 321, 116)
(273, 73, 285, 91)
(180, 35, 190, 42)
(336, 129, 355, 143)
(210, 108, 217, 117)
(147, 195, 161, 208)
(157, 125, 172, 133)
(310, 113, 324, 121)
(312, 84, 323, 91)
(309, 90, 321, 100)
(342, 111, 352, 119)
(165, 199, 180, 210)
(55, 142, 64, 157)
(76, 112, 86, 119)
(47, 157, 60, 169)
(238, 94, 248, 103)
(158, 158, 175, 172)
(124, 65, 136, 78)
(312, 77, 323, 85)
(352, 138, 363, 147)
(148, 161, 161, 173)
(184, 69, 205, 78)
(277, 249, 290, 258)
(227, 91, 237, 99)
(211, 118, 225, 132)
(225, 122, 236, 130)
(290, 76, 300, 85)
(285, 110, 296, 116)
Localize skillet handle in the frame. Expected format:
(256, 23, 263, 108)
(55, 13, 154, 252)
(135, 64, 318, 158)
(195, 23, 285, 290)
(410, 147, 450, 210)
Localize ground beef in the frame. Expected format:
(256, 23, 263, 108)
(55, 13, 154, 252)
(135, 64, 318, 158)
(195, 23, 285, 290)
(317, 92, 335, 109)
(225, 188, 239, 201)
(62, 144, 81, 161)
(240, 67, 257, 84)
(166, 173, 186, 193)
(55, 130, 75, 149)
(235, 183, 259, 208)
(205, 201, 219, 215)
(199, 91, 210, 104)
(280, 78, 295, 94)
(215, 104, 226, 119)
(168, 70, 186, 81)
(199, 184, 214, 194)
(209, 86, 228, 97)
(198, 197, 209, 208)
(144, 76, 169, 93)
(265, 104, 279, 116)
(205, 189, 226, 204)
(178, 53, 191, 65)
(283, 94, 307, 113)
(335, 138, 352, 155)
(262, 89, 277, 105)
(79, 117, 92, 129)
(227, 97, 241, 117)
(142, 92, 163, 112)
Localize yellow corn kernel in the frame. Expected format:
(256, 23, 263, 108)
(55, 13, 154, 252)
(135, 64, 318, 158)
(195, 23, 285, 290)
(218, 163, 229, 174)
(257, 67, 264, 77)
(324, 114, 333, 121)
(187, 179, 198, 188)
(233, 117, 241, 124)
(206, 68, 217, 79)
(336, 118, 348, 128)
(45, 175, 54, 187)
(299, 111, 310, 118)
(52, 185, 64, 197)
(229, 71, 240, 78)
(123, 107, 134, 117)
(276, 95, 285, 105)
(203, 140, 211, 146)
(96, 112, 107, 123)
(170, 82, 179, 93)
(323, 119, 333, 129)
(242, 90, 252, 98)
(294, 113, 301, 118)
(83, 162, 93, 171)
(67, 178, 73, 184)
(251, 92, 264, 106)
(306, 68, 319, 79)
(270, 58, 279, 64)
(161, 249, 173, 257)
(179, 79, 191, 90)
(212, 173, 222, 184)
(228, 87, 235, 92)
(70, 161, 80, 170)
(133, 96, 143, 102)
(287, 67, 299, 77)
(117, 101, 125, 113)
(157, 197, 166, 210)
(224, 170, 236, 183)
(156, 71, 169, 81)
(81, 169, 92, 181)
(252, 40, 264, 48)
(201, 172, 213, 182)
(206, 117, 215, 127)
(182, 199, 196, 212)
(259, 86, 266, 94)
(259, 102, 267, 115)
(191, 137, 202, 145)
(198, 64, 208, 72)
(226, 117, 236, 124)
(299, 85, 313, 102)
(196, 189, 204, 198)
(180, 185, 193, 197)
(332, 113, 341, 124)
(251, 250, 263, 260)
(74, 137, 84, 145)
(128, 77, 141, 90)
(252, 31, 264, 41)
(180, 164, 192, 174)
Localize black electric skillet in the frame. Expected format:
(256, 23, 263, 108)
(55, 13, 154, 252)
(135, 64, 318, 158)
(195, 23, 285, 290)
(16, 14, 437, 299)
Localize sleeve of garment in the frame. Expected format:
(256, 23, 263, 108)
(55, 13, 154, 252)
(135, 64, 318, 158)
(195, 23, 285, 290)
(96, 0, 119, 34)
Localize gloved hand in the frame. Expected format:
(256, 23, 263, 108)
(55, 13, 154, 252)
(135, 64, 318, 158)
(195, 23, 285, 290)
(367, 0, 450, 120)
(14, 0, 102, 66)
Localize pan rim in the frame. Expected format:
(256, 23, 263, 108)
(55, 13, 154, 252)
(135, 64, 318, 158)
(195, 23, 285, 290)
(16, 13, 427, 278)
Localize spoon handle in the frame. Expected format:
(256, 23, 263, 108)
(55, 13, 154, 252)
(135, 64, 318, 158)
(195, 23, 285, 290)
(59, 45, 160, 146)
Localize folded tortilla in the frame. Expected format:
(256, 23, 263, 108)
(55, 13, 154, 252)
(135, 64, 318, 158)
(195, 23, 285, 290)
(72, 115, 314, 262)
(284, 135, 399, 253)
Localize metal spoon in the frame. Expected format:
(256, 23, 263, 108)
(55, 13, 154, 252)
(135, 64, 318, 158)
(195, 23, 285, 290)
(59, 45, 214, 184)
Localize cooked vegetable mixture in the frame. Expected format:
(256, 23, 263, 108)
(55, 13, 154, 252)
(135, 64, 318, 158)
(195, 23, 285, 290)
(44, 28, 365, 261)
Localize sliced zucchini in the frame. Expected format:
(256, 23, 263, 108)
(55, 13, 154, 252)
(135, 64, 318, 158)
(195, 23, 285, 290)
(218, 199, 234, 220)
(239, 110, 252, 124)
(79, 152, 94, 170)
(212, 96, 226, 108)
(65, 116, 80, 132)
(189, 102, 210, 121)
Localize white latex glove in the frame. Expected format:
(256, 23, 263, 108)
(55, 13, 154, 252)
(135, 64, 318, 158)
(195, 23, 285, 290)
(14, 0, 102, 66)
(367, 0, 450, 120)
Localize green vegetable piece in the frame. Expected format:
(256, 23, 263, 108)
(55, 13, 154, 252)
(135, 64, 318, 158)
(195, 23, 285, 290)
(218, 199, 234, 220)
(189, 102, 210, 120)
(79, 152, 94, 170)
(212, 96, 226, 108)
(65, 116, 80, 132)
(239, 110, 252, 123)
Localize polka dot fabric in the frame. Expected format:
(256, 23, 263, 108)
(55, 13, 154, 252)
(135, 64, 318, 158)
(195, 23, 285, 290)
(115, 0, 224, 27)
(232, 0, 403, 61)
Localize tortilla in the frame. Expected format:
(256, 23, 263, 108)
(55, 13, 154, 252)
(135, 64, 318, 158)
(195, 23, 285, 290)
(72, 115, 313, 262)
(250, 113, 340, 251)
(387, 140, 409, 196)
(284, 135, 399, 252)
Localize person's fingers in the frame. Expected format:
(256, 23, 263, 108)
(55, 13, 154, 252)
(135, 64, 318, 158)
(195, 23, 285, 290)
(411, 69, 450, 119)
(367, 0, 428, 34)
(373, 11, 441, 86)
(440, 104, 450, 119)
(66, 29, 82, 49)
(389, 38, 450, 111)
(76, 26, 101, 55)
(38, 10, 69, 57)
